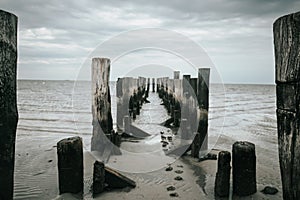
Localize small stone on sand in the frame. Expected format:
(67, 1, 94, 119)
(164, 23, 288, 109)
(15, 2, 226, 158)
(261, 186, 278, 195)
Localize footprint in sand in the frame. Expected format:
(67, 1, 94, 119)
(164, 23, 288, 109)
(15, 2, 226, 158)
(174, 176, 183, 181)
(174, 170, 183, 174)
(167, 186, 176, 191)
(165, 166, 173, 171)
(169, 192, 179, 197)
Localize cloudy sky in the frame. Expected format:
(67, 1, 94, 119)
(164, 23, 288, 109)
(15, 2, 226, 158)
(1, 0, 300, 84)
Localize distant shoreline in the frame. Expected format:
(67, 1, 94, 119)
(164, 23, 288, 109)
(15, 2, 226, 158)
(17, 79, 275, 86)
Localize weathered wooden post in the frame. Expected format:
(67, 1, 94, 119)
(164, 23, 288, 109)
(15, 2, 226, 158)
(180, 118, 188, 140)
(182, 75, 191, 120)
(0, 10, 18, 200)
(174, 71, 180, 79)
(57, 136, 83, 194)
(116, 78, 123, 130)
(197, 68, 210, 110)
(189, 78, 198, 133)
(198, 68, 210, 156)
(274, 11, 300, 200)
(91, 58, 113, 152)
(191, 68, 210, 158)
(152, 78, 155, 92)
(215, 151, 231, 197)
(232, 141, 256, 196)
(124, 115, 131, 134)
(146, 77, 150, 98)
(173, 78, 182, 127)
(93, 161, 105, 196)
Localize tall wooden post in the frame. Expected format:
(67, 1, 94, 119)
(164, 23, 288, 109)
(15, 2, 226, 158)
(274, 11, 300, 200)
(192, 68, 210, 158)
(152, 78, 155, 92)
(0, 10, 18, 200)
(197, 68, 210, 110)
(91, 58, 113, 152)
(116, 78, 123, 130)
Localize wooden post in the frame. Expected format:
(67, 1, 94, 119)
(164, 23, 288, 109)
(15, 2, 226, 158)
(215, 151, 231, 197)
(197, 68, 210, 110)
(181, 118, 188, 140)
(124, 115, 131, 134)
(91, 58, 113, 152)
(152, 78, 155, 92)
(174, 71, 180, 79)
(232, 141, 256, 196)
(182, 75, 191, 120)
(274, 11, 300, 200)
(93, 161, 105, 196)
(116, 78, 123, 130)
(0, 10, 18, 200)
(57, 136, 83, 194)
(196, 68, 210, 157)
(189, 78, 198, 133)
(146, 77, 150, 98)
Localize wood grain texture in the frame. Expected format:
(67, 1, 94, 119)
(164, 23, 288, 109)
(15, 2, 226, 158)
(91, 58, 113, 152)
(0, 9, 18, 200)
(274, 11, 300, 200)
(57, 137, 83, 194)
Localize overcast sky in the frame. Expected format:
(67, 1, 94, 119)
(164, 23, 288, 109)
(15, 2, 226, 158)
(1, 0, 300, 84)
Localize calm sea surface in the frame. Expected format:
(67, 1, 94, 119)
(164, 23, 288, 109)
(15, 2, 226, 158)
(17, 80, 277, 150)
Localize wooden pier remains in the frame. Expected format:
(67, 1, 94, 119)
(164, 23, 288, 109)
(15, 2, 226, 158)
(0, 10, 18, 200)
(274, 11, 300, 200)
(116, 76, 151, 138)
(156, 68, 210, 158)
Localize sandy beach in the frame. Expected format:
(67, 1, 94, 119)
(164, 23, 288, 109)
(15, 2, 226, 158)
(14, 132, 282, 200)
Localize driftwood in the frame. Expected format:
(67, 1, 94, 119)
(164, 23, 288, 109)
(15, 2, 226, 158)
(92, 161, 136, 195)
(274, 11, 300, 200)
(122, 123, 151, 138)
(0, 9, 18, 200)
(57, 137, 83, 194)
(105, 166, 136, 188)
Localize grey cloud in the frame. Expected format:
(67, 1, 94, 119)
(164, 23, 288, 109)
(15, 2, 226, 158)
(1, 0, 298, 83)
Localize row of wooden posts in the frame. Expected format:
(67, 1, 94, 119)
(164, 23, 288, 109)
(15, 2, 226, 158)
(57, 138, 257, 197)
(155, 69, 210, 158)
(215, 141, 257, 197)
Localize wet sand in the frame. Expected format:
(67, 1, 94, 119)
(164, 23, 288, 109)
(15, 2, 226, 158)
(14, 132, 282, 200)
